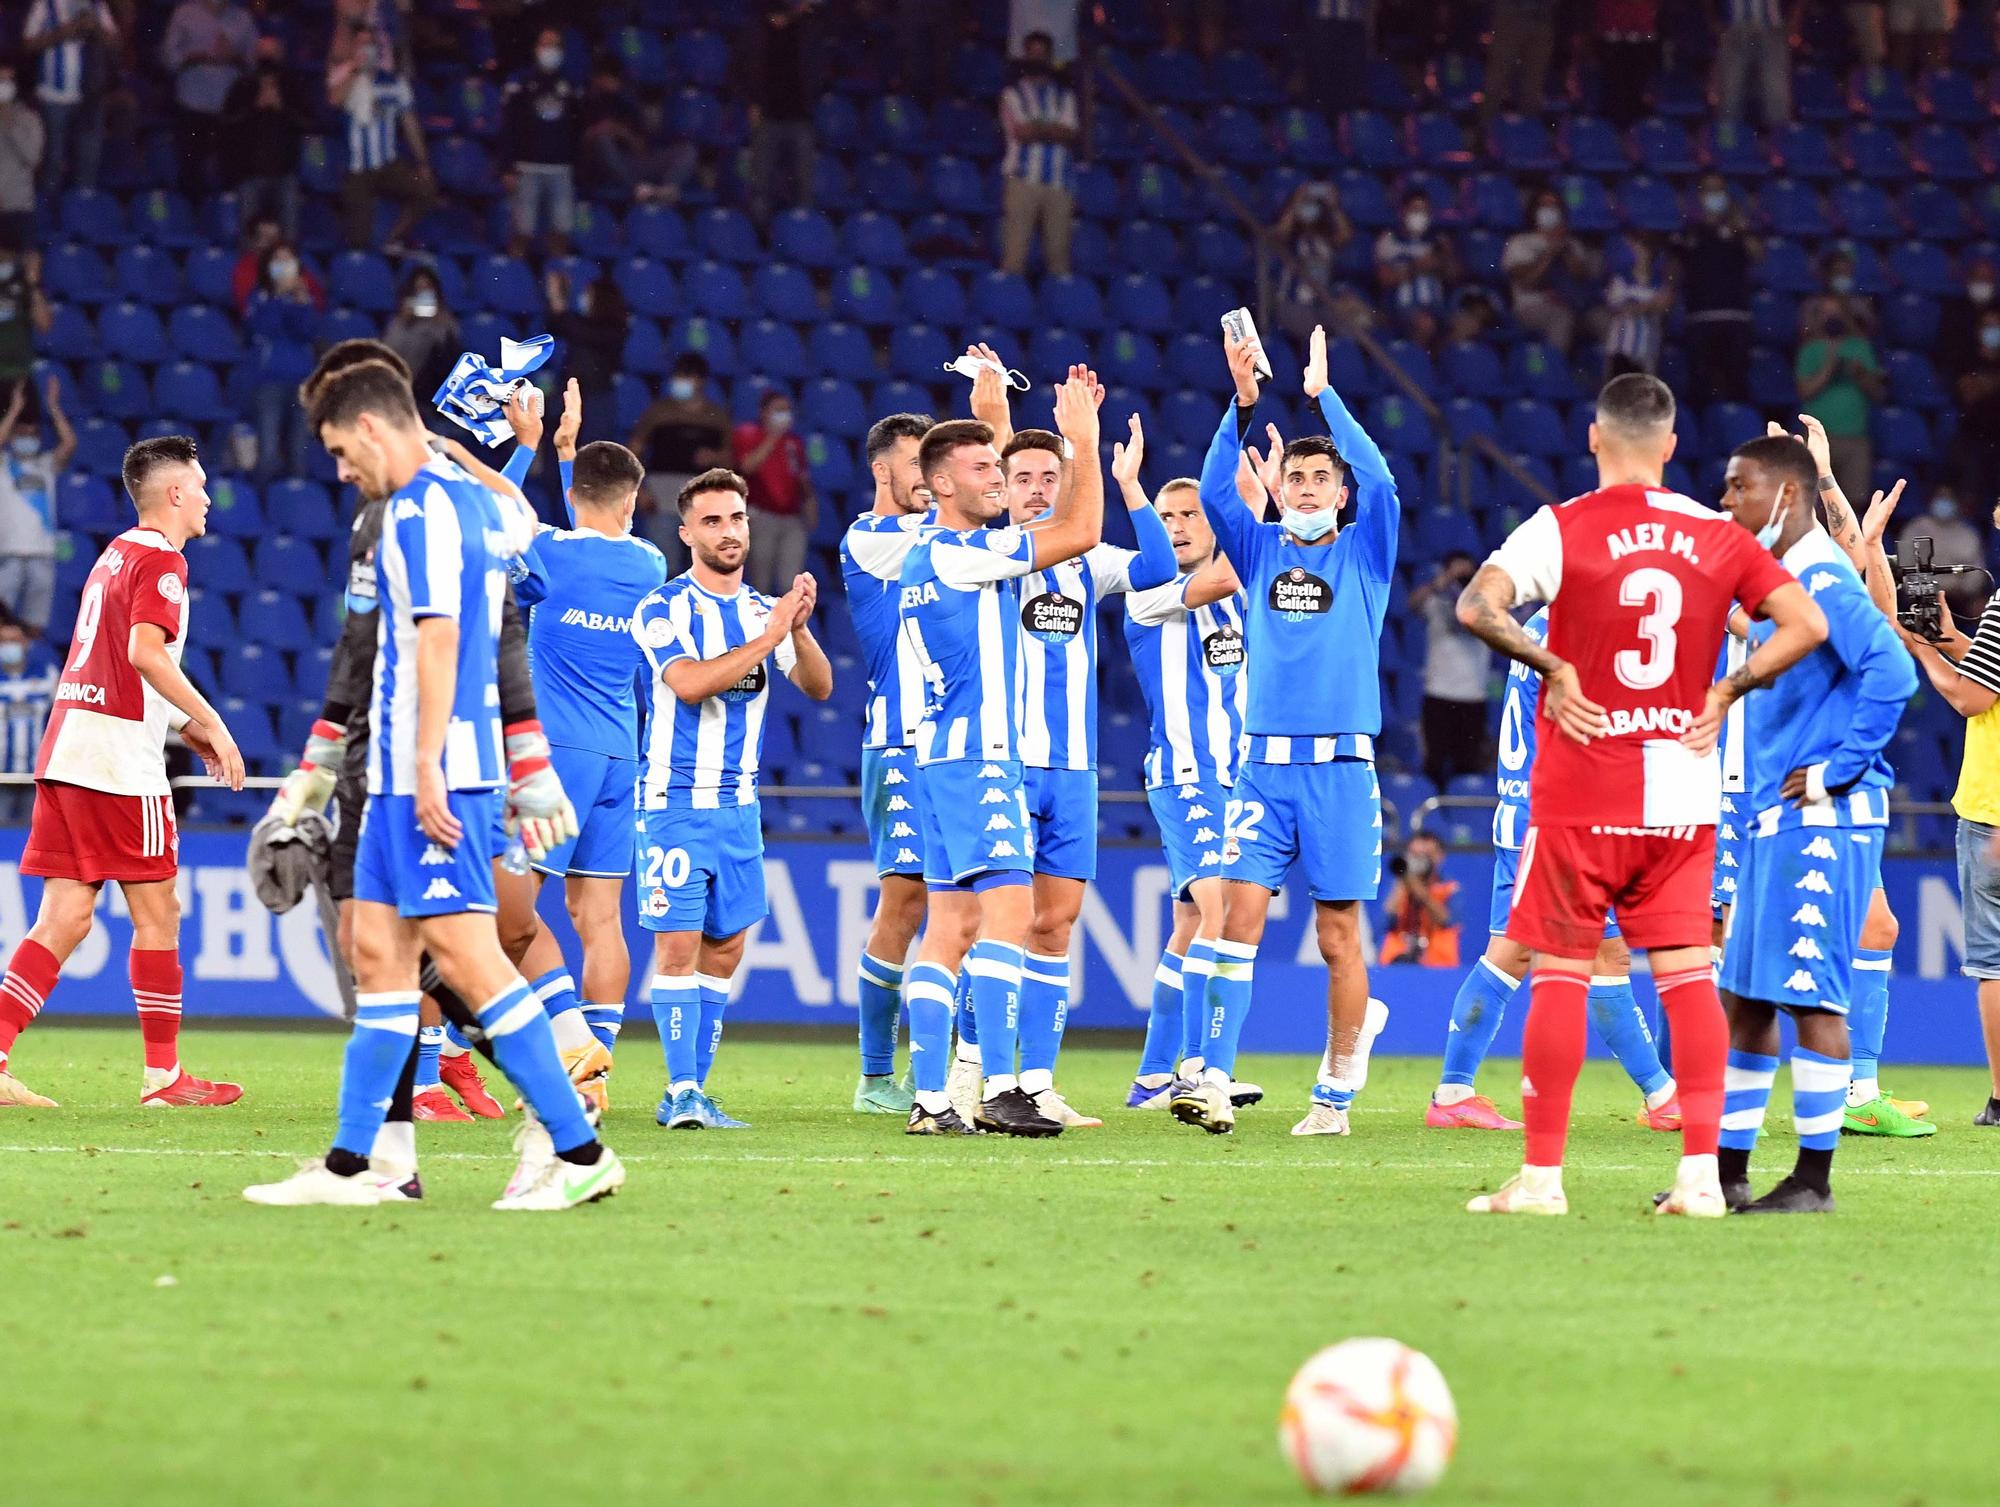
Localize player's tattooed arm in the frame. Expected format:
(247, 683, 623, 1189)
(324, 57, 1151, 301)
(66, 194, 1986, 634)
(1456, 565, 1607, 744)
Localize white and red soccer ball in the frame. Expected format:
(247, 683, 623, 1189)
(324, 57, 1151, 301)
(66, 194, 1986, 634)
(1278, 1338, 1457, 1496)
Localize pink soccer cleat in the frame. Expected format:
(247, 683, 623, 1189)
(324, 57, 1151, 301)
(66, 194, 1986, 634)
(440, 1052, 505, 1118)
(412, 1087, 473, 1122)
(140, 1070, 243, 1108)
(1426, 1094, 1523, 1130)
(1637, 1093, 1683, 1131)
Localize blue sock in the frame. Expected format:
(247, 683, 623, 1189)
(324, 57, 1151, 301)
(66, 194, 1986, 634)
(1588, 975, 1672, 1099)
(904, 961, 956, 1093)
(1850, 947, 1892, 1095)
(1440, 958, 1519, 1090)
(480, 979, 593, 1152)
(1138, 948, 1185, 1078)
(444, 1021, 472, 1053)
(415, 1023, 444, 1088)
(650, 973, 701, 1092)
(1016, 950, 1069, 1086)
(582, 999, 624, 1051)
(967, 939, 1026, 1083)
(1719, 1048, 1778, 1152)
(531, 966, 581, 1029)
(335, 991, 420, 1156)
(1204, 939, 1257, 1078)
(695, 972, 728, 1088)
(954, 966, 979, 1047)
(1180, 939, 1217, 1069)
(857, 952, 902, 1078)
(1791, 1047, 1852, 1151)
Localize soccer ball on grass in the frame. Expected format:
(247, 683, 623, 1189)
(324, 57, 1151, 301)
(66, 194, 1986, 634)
(1278, 1337, 1457, 1495)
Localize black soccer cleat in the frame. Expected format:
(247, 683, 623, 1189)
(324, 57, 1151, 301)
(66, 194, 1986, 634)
(1736, 1176, 1835, 1215)
(905, 1102, 981, 1136)
(1974, 1097, 2000, 1127)
(973, 1086, 1064, 1138)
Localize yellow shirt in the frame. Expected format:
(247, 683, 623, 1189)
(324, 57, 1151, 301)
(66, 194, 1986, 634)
(1953, 701, 2000, 825)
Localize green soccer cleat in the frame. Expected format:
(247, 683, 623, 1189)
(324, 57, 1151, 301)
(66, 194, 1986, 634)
(1842, 1095, 1938, 1138)
(853, 1073, 915, 1116)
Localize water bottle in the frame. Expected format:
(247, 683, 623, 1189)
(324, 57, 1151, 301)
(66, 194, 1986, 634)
(501, 835, 530, 875)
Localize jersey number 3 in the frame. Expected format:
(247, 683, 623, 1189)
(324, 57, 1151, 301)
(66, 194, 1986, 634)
(1613, 567, 1682, 691)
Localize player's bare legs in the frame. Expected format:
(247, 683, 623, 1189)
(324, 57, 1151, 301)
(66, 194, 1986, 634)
(1021, 873, 1099, 1127)
(855, 873, 924, 1114)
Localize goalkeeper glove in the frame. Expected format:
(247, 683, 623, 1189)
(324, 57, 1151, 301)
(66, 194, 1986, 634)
(266, 719, 346, 826)
(504, 720, 579, 863)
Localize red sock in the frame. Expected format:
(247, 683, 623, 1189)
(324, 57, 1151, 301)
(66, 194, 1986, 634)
(0, 938, 60, 1065)
(1655, 965, 1726, 1158)
(1521, 970, 1590, 1167)
(131, 948, 183, 1074)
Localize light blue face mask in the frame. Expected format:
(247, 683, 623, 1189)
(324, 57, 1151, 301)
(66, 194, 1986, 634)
(1754, 482, 1787, 551)
(1282, 506, 1336, 542)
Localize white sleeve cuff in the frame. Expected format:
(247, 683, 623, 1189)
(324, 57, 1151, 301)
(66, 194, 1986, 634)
(167, 706, 191, 733)
(1804, 763, 1830, 803)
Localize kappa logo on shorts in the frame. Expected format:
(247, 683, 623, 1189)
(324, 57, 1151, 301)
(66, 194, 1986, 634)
(978, 763, 1005, 778)
(983, 813, 1015, 832)
(979, 789, 1009, 805)
(1720, 823, 1738, 841)
(1782, 969, 1816, 992)
(1803, 836, 1839, 861)
(1788, 937, 1826, 961)
(894, 848, 919, 865)
(422, 877, 461, 902)
(1200, 851, 1224, 867)
(882, 768, 908, 785)
(1718, 876, 1737, 894)
(886, 795, 912, 811)
(1178, 784, 1201, 800)
(1720, 851, 1737, 869)
(419, 843, 450, 866)
(889, 821, 916, 838)
(1186, 804, 1212, 819)
(1193, 826, 1218, 843)
(1795, 870, 1833, 894)
(1269, 566, 1330, 619)
(1791, 902, 1827, 927)
(989, 840, 1020, 857)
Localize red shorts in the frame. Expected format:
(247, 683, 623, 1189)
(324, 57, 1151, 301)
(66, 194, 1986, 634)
(20, 780, 179, 885)
(1506, 823, 1715, 959)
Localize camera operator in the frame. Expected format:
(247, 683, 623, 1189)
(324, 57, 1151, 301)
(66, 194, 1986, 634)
(1380, 830, 1459, 969)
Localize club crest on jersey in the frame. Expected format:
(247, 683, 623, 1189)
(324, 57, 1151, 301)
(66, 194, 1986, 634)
(985, 527, 1027, 554)
(1222, 835, 1241, 862)
(158, 572, 184, 604)
(1022, 591, 1084, 643)
(1202, 625, 1245, 674)
(644, 887, 668, 918)
(1268, 567, 1329, 620)
(721, 663, 768, 702)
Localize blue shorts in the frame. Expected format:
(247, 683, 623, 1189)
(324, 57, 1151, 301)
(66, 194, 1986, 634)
(1222, 758, 1381, 903)
(915, 758, 1033, 887)
(354, 789, 502, 918)
(861, 745, 924, 878)
(1148, 777, 1230, 900)
(1711, 791, 1748, 916)
(1719, 823, 1885, 1014)
(636, 802, 767, 938)
(1023, 765, 1098, 880)
(533, 747, 638, 880)
(1489, 844, 1620, 940)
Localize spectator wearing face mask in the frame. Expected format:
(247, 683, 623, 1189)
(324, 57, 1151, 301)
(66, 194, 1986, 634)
(732, 389, 815, 597)
(0, 377, 75, 633)
(1938, 257, 1997, 389)
(0, 64, 45, 249)
(1503, 190, 1599, 354)
(628, 353, 731, 565)
(501, 27, 578, 259)
(1673, 173, 1756, 402)
(1273, 180, 1355, 339)
(382, 268, 462, 404)
(245, 241, 322, 481)
(1893, 485, 1988, 614)
(1797, 289, 1884, 510)
(1374, 190, 1456, 349)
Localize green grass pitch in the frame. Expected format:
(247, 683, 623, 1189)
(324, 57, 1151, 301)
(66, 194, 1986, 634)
(4, 1025, 1996, 1507)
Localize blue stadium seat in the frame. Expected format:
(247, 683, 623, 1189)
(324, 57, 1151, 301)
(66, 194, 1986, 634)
(45, 242, 113, 304)
(1207, 104, 1270, 168)
(1489, 114, 1558, 172)
(801, 378, 867, 437)
(1132, 161, 1197, 223)
(1440, 340, 1505, 398)
(611, 372, 649, 434)
(869, 380, 932, 425)
(681, 259, 747, 320)
(741, 319, 810, 381)
(217, 643, 278, 699)
(186, 534, 253, 594)
(621, 320, 668, 375)
(168, 304, 243, 364)
(1702, 120, 1770, 178)
(1160, 388, 1216, 451)
(1911, 123, 1982, 183)
(928, 157, 989, 217)
(1889, 240, 1957, 296)
(1793, 66, 1846, 122)
(1442, 398, 1499, 445)
(1026, 327, 1090, 378)
(1467, 172, 1523, 230)
(316, 306, 378, 347)
(1772, 122, 1840, 179)
(155, 361, 228, 424)
(886, 323, 951, 384)
(1886, 350, 1947, 409)
(855, 152, 920, 215)
(1921, 69, 1985, 126)
(1745, 349, 1796, 407)
(60, 188, 126, 246)
(625, 205, 692, 263)
(1275, 107, 1337, 169)
(71, 416, 128, 474)
(204, 476, 263, 537)
(614, 256, 680, 317)
(805, 432, 857, 493)
(452, 74, 501, 137)
(432, 136, 494, 198)
(1844, 122, 1910, 181)
(829, 264, 900, 327)
(1617, 175, 1683, 233)
(1501, 398, 1566, 457)
(751, 262, 818, 323)
(42, 302, 96, 361)
(1335, 110, 1402, 173)
(1752, 238, 1817, 293)
(772, 209, 839, 270)
(1829, 180, 1900, 241)
(1192, 220, 1253, 280)
(1108, 271, 1174, 334)
(1101, 330, 1164, 391)
(325, 251, 393, 314)
(239, 588, 313, 652)
(695, 207, 759, 265)
(262, 480, 333, 538)
(865, 94, 927, 153)
(55, 470, 117, 535)
(1851, 65, 1918, 124)
(1165, 331, 1214, 390)
(114, 244, 182, 306)
(469, 254, 539, 316)
(1041, 275, 1106, 332)
(1409, 111, 1470, 170)
(1884, 291, 1941, 348)
(1556, 174, 1616, 234)
(1762, 178, 1830, 238)
(1900, 181, 1971, 243)
(1559, 116, 1628, 174)
(1872, 406, 1930, 457)
(86, 353, 152, 416)
(1117, 219, 1184, 276)
(1333, 169, 1391, 231)
(1703, 402, 1762, 454)
(609, 23, 669, 87)
(970, 270, 1037, 328)
(1370, 394, 1436, 455)
(1507, 341, 1576, 401)
(842, 210, 910, 271)
(1750, 288, 1798, 345)
(809, 321, 876, 382)
(673, 315, 739, 375)
(1631, 117, 1698, 175)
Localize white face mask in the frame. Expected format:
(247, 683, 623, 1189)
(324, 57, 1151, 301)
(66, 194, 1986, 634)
(767, 407, 793, 432)
(1754, 481, 1788, 551)
(408, 292, 438, 319)
(536, 47, 563, 72)
(270, 256, 298, 284)
(0, 81, 17, 106)
(942, 353, 1031, 391)
(1971, 282, 1995, 304)
(1281, 506, 1336, 542)
(0, 642, 23, 670)
(1534, 205, 1562, 232)
(1404, 210, 1430, 236)
(1830, 274, 1855, 295)
(669, 376, 697, 401)
(10, 435, 38, 458)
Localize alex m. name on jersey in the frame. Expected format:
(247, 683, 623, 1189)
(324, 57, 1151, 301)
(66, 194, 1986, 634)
(1605, 520, 1701, 565)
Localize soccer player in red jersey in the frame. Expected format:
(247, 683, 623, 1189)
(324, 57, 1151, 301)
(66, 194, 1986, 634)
(1453, 375, 1828, 1216)
(0, 437, 246, 1108)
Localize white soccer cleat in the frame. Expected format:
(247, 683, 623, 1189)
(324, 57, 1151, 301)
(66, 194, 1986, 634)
(1169, 1078, 1235, 1134)
(0, 1069, 57, 1107)
(1229, 1079, 1264, 1107)
(491, 1147, 626, 1211)
(1031, 1087, 1103, 1128)
(505, 1109, 556, 1199)
(369, 1162, 423, 1202)
(1467, 1173, 1568, 1215)
(1290, 1100, 1350, 1137)
(1654, 1167, 1729, 1219)
(946, 1052, 982, 1127)
(243, 1160, 383, 1207)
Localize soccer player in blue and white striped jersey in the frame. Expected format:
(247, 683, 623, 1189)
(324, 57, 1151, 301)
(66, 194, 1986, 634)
(895, 374, 1105, 1137)
(838, 411, 934, 1117)
(1119, 467, 1250, 1110)
(631, 468, 833, 1131)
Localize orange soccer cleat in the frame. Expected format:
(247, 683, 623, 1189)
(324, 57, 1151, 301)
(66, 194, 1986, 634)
(1425, 1094, 1523, 1130)
(140, 1070, 243, 1108)
(1637, 1093, 1682, 1131)
(412, 1086, 473, 1122)
(439, 1052, 505, 1118)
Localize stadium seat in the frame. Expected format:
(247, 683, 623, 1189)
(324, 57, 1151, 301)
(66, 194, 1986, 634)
(114, 244, 182, 306)
(1440, 341, 1505, 399)
(42, 302, 97, 361)
(1489, 115, 1558, 173)
(1101, 330, 1165, 391)
(1631, 117, 1698, 175)
(970, 270, 1037, 329)
(1886, 350, 1948, 409)
(262, 480, 333, 538)
(204, 476, 263, 537)
(1829, 180, 1900, 241)
(239, 589, 314, 652)
(155, 362, 228, 425)
(186, 534, 253, 594)
(1912, 123, 1982, 183)
(1772, 122, 1840, 179)
(884, 322, 949, 385)
(45, 242, 113, 304)
(741, 319, 810, 382)
(1616, 176, 1683, 233)
(751, 262, 819, 323)
(1108, 271, 1174, 334)
(1884, 291, 1941, 349)
(679, 259, 747, 321)
(469, 254, 538, 316)
(808, 321, 876, 383)
(1559, 116, 1628, 174)
(86, 354, 152, 417)
(1501, 398, 1566, 457)
(1467, 173, 1524, 230)
(1041, 275, 1107, 332)
(1900, 181, 1971, 243)
(70, 415, 128, 475)
(1750, 288, 1798, 345)
(1888, 240, 1957, 297)
(928, 157, 989, 217)
(841, 210, 910, 272)
(672, 315, 739, 375)
(801, 378, 867, 438)
(1556, 174, 1616, 234)
(1762, 179, 1831, 238)
(624, 205, 692, 263)
(1871, 406, 1930, 457)
(829, 264, 901, 327)
(611, 256, 679, 318)
(772, 209, 839, 270)
(1507, 342, 1576, 402)
(1845, 122, 1911, 181)
(60, 187, 126, 245)
(327, 252, 396, 314)
(168, 305, 244, 364)
(1921, 68, 1985, 126)
(1117, 219, 1184, 277)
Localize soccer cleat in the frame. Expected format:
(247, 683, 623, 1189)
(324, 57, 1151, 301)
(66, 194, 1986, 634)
(1291, 1090, 1351, 1137)
(1031, 1087, 1103, 1128)
(1977, 1098, 2000, 1127)
(1637, 1094, 1683, 1132)
(1886, 1091, 1930, 1119)
(974, 1085, 1064, 1137)
(491, 1147, 625, 1211)
(1169, 1079, 1234, 1135)
(854, 1073, 916, 1116)
(1653, 1175, 1729, 1219)
(1228, 1080, 1265, 1107)
(1426, 1094, 1523, 1131)
(698, 1093, 750, 1130)
(412, 1087, 472, 1122)
(1737, 1175, 1835, 1215)
(0, 1069, 57, 1107)
(1842, 1095, 1937, 1138)
(140, 1070, 243, 1108)
(373, 1169, 425, 1202)
(1125, 1076, 1175, 1110)
(945, 1053, 982, 1127)
(658, 1086, 706, 1128)
(1466, 1174, 1567, 1215)
(905, 1102, 981, 1136)
(439, 1052, 505, 1118)
(562, 1042, 614, 1115)
(505, 1111, 556, 1197)
(243, 1160, 382, 1207)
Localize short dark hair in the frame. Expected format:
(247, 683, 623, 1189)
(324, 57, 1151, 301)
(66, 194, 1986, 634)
(1729, 434, 1818, 498)
(1282, 435, 1346, 480)
(1002, 428, 1063, 467)
(671, 351, 711, 381)
(918, 420, 995, 487)
(1595, 372, 1676, 438)
(675, 466, 747, 517)
(301, 339, 412, 407)
(865, 412, 934, 465)
(123, 435, 199, 504)
(570, 441, 646, 508)
(1022, 29, 1054, 51)
(307, 359, 421, 436)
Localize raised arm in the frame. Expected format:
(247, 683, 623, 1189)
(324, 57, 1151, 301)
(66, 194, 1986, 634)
(1197, 332, 1267, 568)
(1303, 324, 1398, 572)
(1780, 413, 1901, 619)
(780, 574, 834, 701)
(1182, 554, 1243, 608)
(1027, 369, 1104, 571)
(965, 343, 1015, 454)
(1109, 414, 1178, 591)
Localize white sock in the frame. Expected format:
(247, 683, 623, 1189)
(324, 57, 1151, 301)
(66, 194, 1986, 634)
(143, 1062, 180, 1089)
(1202, 1064, 1231, 1088)
(954, 1039, 982, 1066)
(1645, 1079, 1678, 1111)
(1434, 1082, 1475, 1106)
(671, 1077, 699, 1096)
(1134, 1071, 1171, 1088)
(1180, 1055, 1205, 1078)
(982, 1072, 1018, 1099)
(439, 1038, 469, 1059)
(1677, 1152, 1719, 1187)
(549, 1008, 595, 1055)
(915, 1089, 951, 1113)
(370, 1119, 416, 1170)
(1018, 1068, 1053, 1095)
(1520, 1163, 1563, 1197)
(1849, 1075, 1880, 1106)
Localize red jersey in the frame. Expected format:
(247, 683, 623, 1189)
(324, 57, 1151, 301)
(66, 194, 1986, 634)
(35, 527, 190, 797)
(1487, 484, 1794, 828)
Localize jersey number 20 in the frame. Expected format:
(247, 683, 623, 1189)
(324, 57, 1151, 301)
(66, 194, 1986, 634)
(1613, 567, 1682, 691)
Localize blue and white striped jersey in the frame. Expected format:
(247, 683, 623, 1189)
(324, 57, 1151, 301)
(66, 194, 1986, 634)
(346, 71, 414, 172)
(26, 0, 114, 105)
(0, 648, 59, 776)
(368, 460, 510, 797)
(518, 526, 666, 760)
(632, 574, 798, 809)
(1123, 577, 1247, 789)
(1018, 544, 1140, 771)
(1491, 608, 1547, 850)
(898, 524, 1040, 765)
(839, 510, 931, 750)
(1718, 635, 1748, 795)
(999, 77, 1077, 188)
